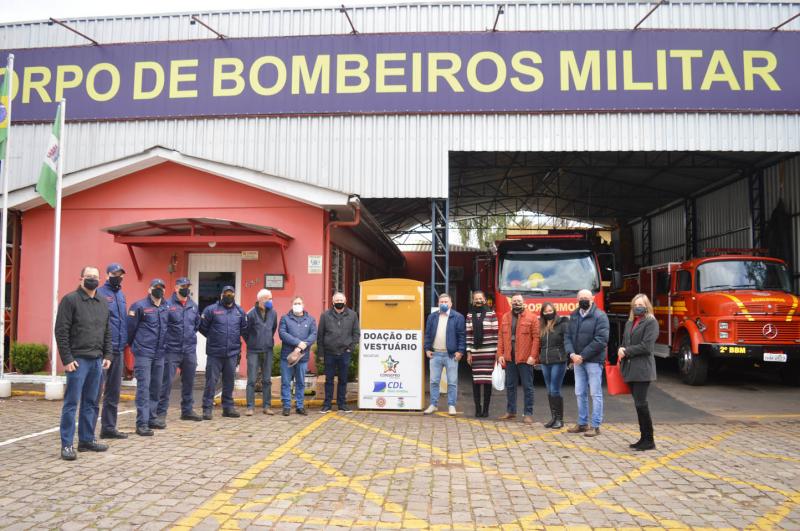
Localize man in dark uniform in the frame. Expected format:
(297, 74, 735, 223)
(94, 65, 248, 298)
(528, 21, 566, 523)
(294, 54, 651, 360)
(156, 277, 202, 423)
(199, 285, 247, 420)
(127, 279, 169, 436)
(96, 262, 128, 439)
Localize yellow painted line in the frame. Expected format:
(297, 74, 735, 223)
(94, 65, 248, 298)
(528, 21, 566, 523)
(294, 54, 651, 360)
(721, 448, 800, 464)
(719, 294, 756, 321)
(786, 295, 798, 322)
(336, 414, 450, 457)
(171, 414, 332, 530)
(254, 514, 408, 528)
(8, 390, 136, 402)
(602, 425, 684, 444)
(665, 464, 797, 498)
(745, 493, 800, 530)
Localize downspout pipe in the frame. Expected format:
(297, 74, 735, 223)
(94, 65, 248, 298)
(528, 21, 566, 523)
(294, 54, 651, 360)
(324, 196, 361, 309)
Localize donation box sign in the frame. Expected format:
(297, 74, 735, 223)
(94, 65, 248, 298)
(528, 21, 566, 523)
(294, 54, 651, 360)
(358, 279, 425, 411)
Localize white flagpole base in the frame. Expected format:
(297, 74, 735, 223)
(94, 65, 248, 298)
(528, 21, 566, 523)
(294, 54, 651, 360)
(0, 380, 11, 398)
(45, 381, 65, 400)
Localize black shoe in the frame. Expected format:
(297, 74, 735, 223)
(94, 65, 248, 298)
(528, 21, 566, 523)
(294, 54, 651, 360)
(282, 408, 290, 416)
(149, 419, 166, 429)
(636, 439, 656, 451)
(202, 409, 213, 421)
(181, 411, 203, 421)
(136, 426, 154, 436)
(61, 446, 77, 461)
(550, 396, 564, 429)
(338, 405, 352, 413)
(543, 395, 556, 428)
(321, 406, 332, 413)
(78, 440, 109, 452)
(296, 408, 307, 416)
(99, 429, 128, 439)
(222, 409, 241, 418)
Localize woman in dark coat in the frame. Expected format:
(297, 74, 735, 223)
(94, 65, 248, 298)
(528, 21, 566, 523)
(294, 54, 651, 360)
(618, 293, 659, 451)
(539, 302, 570, 429)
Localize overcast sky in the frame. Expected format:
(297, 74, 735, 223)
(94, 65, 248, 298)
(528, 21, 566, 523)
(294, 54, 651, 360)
(0, 0, 398, 24)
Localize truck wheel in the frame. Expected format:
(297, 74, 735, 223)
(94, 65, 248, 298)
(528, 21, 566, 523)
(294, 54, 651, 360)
(779, 364, 800, 386)
(677, 337, 708, 386)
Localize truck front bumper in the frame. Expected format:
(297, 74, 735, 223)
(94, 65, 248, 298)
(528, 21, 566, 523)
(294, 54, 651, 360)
(700, 343, 800, 364)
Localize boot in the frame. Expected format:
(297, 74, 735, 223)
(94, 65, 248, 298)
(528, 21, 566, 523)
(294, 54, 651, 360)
(550, 395, 564, 429)
(543, 395, 557, 428)
(473, 383, 482, 418)
(635, 406, 656, 451)
(630, 406, 644, 448)
(481, 385, 492, 418)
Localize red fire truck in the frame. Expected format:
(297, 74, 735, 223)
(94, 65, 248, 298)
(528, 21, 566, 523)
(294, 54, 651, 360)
(606, 251, 800, 386)
(487, 231, 613, 317)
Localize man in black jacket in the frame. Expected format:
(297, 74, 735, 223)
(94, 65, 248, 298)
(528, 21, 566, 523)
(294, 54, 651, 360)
(243, 289, 278, 416)
(56, 266, 113, 461)
(318, 292, 360, 413)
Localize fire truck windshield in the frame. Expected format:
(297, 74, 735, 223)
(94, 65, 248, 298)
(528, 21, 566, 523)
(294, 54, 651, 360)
(696, 260, 793, 293)
(498, 251, 600, 295)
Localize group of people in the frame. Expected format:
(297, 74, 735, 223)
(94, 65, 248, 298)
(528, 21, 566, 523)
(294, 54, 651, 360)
(55, 263, 360, 461)
(423, 289, 659, 451)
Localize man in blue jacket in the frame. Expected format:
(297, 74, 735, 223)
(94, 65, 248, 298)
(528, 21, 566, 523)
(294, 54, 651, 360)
(96, 262, 128, 439)
(278, 296, 317, 416)
(423, 293, 466, 416)
(564, 289, 610, 437)
(199, 285, 247, 420)
(127, 279, 170, 436)
(156, 277, 202, 424)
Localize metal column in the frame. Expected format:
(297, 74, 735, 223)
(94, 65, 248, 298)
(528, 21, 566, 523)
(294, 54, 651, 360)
(641, 215, 652, 266)
(748, 169, 765, 249)
(684, 198, 698, 260)
(430, 198, 449, 309)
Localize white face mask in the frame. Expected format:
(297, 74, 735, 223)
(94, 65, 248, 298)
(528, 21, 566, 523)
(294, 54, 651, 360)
(292, 303, 304, 314)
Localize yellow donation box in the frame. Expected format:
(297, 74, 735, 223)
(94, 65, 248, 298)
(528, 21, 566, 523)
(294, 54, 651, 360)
(358, 279, 425, 411)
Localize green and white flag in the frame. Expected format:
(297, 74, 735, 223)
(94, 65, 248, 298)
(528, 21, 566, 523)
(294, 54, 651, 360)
(0, 61, 10, 161)
(35, 104, 62, 208)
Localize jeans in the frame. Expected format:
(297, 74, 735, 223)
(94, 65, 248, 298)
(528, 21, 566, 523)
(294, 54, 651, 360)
(246, 351, 273, 409)
(203, 355, 237, 410)
(323, 352, 351, 408)
(629, 381, 650, 408)
(505, 361, 534, 415)
(60, 357, 103, 447)
(157, 353, 197, 416)
(429, 351, 458, 407)
(574, 361, 604, 428)
(99, 351, 124, 432)
(134, 354, 165, 428)
(541, 362, 568, 397)
(280, 358, 308, 409)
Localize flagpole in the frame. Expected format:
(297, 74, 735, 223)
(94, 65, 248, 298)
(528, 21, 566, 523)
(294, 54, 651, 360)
(50, 99, 65, 380)
(0, 54, 14, 383)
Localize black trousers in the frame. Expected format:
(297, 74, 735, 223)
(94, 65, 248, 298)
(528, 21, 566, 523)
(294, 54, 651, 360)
(629, 381, 650, 408)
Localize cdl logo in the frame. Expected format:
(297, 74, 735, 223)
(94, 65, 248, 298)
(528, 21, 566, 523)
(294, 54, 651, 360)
(387, 381, 404, 389)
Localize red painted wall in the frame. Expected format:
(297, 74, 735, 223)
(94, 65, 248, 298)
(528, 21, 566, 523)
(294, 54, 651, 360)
(18, 162, 326, 373)
(402, 251, 480, 314)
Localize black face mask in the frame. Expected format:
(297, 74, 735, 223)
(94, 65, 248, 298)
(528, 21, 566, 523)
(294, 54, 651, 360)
(542, 312, 555, 321)
(83, 278, 99, 291)
(222, 295, 235, 306)
(333, 302, 345, 310)
(578, 300, 591, 311)
(178, 287, 190, 297)
(108, 276, 123, 291)
(512, 304, 525, 314)
(151, 288, 164, 300)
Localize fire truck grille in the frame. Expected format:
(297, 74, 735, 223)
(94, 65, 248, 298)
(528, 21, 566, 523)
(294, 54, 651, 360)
(743, 304, 794, 314)
(736, 321, 800, 344)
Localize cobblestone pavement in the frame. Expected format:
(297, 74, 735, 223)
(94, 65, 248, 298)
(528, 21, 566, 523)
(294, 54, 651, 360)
(1, 394, 799, 530)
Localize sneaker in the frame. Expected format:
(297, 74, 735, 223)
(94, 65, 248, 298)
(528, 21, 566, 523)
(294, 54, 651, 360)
(338, 405, 353, 413)
(78, 440, 108, 452)
(246, 408, 254, 416)
(522, 416, 534, 424)
(567, 424, 588, 433)
(423, 405, 437, 415)
(498, 412, 516, 420)
(136, 426, 154, 436)
(202, 409, 213, 421)
(584, 427, 601, 437)
(181, 411, 203, 422)
(61, 446, 77, 461)
(263, 408, 274, 416)
(448, 406, 457, 416)
(222, 409, 241, 418)
(320, 406, 332, 413)
(296, 408, 307, 416)
(99, 429, 128, 439)
(149, 419, 166, 430)
(282, 408, 290, 416)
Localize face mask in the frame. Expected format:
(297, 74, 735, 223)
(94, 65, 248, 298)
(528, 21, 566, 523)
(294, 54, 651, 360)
(83, 278, 99, 291)
(579, 300, 591, 311)
(108, 276, 123, 290)
(542, 312, 555, 321)
(439, 303, 449, 313)
(151, 288, 164, 300)
(178, 287, 190, 297)
(512, 303, 525, 314)
(633, 306, 646, 316)
(264, 300, 273, 310)
(222, 294, 235, 306)
(333, 302, 345, 310)
(293, 303, 304, 314)
(473, 301, 485, 309)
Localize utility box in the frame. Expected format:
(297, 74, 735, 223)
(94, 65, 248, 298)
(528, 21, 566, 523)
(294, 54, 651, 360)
(358, 279, 425, 410)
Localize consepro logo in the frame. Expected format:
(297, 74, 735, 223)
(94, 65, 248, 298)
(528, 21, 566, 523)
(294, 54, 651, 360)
(382, 355, 399, 373)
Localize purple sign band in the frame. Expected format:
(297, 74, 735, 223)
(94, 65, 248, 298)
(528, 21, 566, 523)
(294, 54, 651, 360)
(2, 30, 799, 122)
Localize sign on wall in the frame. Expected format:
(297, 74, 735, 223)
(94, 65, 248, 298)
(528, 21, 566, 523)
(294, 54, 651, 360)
(2, 30, 799, 122)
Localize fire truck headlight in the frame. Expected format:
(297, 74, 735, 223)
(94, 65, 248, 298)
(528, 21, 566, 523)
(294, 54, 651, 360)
(719, 332, 729, 339)
(719, 321, 729, 330)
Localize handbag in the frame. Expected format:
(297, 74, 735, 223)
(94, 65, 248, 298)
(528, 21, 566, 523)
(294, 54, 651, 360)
(287, 348, 303, 367)
(605, 359, 631, 395)
(491, 360, 506, 391)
